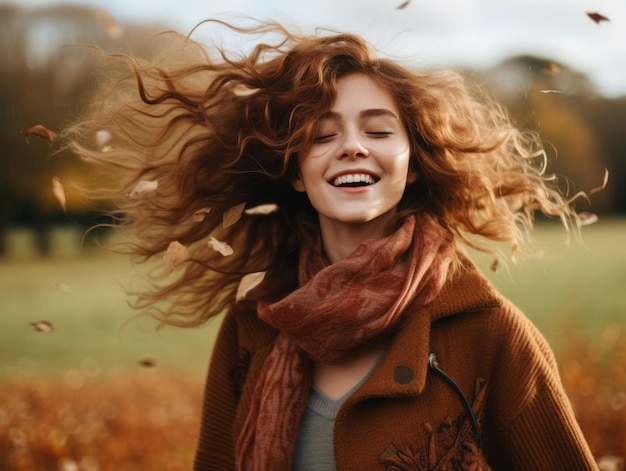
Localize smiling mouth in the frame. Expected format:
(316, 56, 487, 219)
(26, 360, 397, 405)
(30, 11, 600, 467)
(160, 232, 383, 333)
(331, 173, 379, 187)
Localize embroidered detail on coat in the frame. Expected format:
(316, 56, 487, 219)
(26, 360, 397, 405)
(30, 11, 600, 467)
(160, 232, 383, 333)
(381, 378, 489, 471)
(229, 348, 251, 400)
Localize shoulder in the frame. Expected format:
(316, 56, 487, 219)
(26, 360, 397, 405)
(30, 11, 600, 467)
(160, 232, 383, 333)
(428, 264, 557, 381)
(220, 301, 279, 352)
(426, 253, 550, 350)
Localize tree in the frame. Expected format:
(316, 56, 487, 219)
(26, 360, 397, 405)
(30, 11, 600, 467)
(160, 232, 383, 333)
(481, 55, 614, 214)
(0, 5, 170, 255)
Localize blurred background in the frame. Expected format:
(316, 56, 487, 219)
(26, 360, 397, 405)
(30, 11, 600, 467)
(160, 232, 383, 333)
(1, 1, 625, 470)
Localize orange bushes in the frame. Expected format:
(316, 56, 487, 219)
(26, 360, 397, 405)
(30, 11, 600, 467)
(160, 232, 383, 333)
(559, 322, 626, 470)
(0, 370, 204, 471)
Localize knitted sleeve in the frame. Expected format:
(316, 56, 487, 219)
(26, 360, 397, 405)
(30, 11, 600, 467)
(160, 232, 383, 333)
(489, 302, 599, 471)
(194, 308, 240, 470)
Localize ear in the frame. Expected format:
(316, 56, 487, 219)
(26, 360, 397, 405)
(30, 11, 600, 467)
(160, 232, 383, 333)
(406, 170, 419, 185)
(292, 172, 307, 192)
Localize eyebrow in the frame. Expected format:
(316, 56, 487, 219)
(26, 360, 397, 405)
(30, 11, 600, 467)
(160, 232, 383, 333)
(318, 108, 400, 121)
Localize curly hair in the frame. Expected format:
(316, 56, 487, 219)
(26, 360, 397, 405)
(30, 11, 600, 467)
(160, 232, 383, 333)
(65, 20, 581, 326)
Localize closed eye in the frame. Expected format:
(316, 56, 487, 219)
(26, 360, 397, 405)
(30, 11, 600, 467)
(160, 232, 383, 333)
(313, 134, 337, 143)
(366, 131, 393, 137)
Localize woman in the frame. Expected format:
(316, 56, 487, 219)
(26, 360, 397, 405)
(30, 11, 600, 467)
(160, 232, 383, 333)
(68, 20, 598, 470)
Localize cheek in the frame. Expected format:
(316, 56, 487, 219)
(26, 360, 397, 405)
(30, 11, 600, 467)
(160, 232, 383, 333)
(371, 137, 411, 163)
(297, 151, 328, 181)
(384, 149, 412, 178)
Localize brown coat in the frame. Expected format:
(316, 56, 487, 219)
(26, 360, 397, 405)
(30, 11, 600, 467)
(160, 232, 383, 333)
(194, 258, 598, 470)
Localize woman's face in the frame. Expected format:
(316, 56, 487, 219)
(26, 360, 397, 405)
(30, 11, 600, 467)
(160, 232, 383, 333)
(293, 73, 416, 232)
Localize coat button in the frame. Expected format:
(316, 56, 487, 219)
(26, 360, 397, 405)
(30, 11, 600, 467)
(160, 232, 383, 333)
(393, 366, 414, 384)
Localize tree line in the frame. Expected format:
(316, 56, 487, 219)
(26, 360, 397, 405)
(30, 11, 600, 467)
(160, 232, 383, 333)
(1, 4, 623, 256)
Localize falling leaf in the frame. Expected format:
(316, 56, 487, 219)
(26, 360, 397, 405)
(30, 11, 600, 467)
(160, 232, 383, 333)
(588, 168, 609, 197)
(539, 89, 561, 94)
(232, 84, 260, 97)
(223, 203, 246, 228)
(541, 63, 561, 75)
(397, 0, 411, 9)
(58, 458, 79, 471)
(192, 207, 211, 222)
(50, 281, 72, 293)
(129, 180, 158, 199)
(52, 177, 67, 212)
(490, 258, 499, 273)
(207, 237, 234, 256)
(95, 129, 112, 151)
(244, 203, 279, 216)
(96, 9, 123, 39)
(163, 241, 188, 269)
(578, 212, 599, 226)
(586, 12, 609, 24)
(31, 321, 55, 332)
(21, 124, 57, 144)
(236, 271, 266, 302)
(137, 356, 157, 368)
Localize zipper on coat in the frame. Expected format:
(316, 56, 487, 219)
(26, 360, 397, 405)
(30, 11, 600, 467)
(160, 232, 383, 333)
(428, 352, 482, 449)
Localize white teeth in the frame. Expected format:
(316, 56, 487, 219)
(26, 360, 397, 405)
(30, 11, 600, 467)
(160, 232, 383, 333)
(332, 173, 376, 186)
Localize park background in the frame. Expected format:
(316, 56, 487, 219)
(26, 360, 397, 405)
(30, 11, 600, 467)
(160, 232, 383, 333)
(1, 1, 625, 469)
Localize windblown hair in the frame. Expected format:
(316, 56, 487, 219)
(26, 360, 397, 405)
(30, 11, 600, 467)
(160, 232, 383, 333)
(66, 20, 581, 326)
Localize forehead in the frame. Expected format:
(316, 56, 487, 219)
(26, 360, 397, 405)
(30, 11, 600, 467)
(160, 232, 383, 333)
(329, 73, 400, 117)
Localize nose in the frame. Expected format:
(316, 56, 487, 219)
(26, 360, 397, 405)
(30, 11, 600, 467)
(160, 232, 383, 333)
(338, 129, 368, 159)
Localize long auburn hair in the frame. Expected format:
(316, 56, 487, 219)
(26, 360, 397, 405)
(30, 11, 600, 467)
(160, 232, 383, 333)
(65, 20, 581, 326)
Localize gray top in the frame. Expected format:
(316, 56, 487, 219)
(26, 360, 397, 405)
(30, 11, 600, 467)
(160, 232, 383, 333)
(292, 350, 386, 470)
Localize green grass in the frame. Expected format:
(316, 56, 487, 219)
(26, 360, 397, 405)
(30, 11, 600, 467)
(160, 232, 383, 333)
(0, 227, 219, 377)
(1, 218, 625, 376)
(471, 217, 626, 349)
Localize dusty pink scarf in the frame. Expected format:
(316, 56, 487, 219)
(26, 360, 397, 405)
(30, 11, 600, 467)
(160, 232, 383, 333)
(235, 214, 454, 470)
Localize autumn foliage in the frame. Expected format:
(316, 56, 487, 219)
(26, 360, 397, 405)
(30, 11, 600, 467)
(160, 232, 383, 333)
(0, 371, 204, 471)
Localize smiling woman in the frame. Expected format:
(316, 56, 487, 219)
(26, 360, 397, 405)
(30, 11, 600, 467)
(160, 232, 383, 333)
(292, 74, 416, 261)
(64, 19, 599, 471)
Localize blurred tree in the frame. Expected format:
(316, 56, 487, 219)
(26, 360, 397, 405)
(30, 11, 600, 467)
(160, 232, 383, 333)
(0, 4, 170, 256)
(571, 96, 626, 214)
(482, 55, 614, 214)
(1, 9, 624, 257)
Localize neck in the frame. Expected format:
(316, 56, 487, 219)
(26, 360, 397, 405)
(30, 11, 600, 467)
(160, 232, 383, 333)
(318, 213, 396, 264)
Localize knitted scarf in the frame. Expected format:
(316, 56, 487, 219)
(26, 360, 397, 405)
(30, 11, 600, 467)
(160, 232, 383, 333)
(235, 214, 454, 470)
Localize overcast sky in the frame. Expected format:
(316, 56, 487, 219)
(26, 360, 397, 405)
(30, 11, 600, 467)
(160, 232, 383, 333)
(5, 0, 626, 97)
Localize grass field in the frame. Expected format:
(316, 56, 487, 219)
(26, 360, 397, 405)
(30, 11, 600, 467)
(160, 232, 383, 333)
(1, 219, 625, 470)
(1, 227, 219, 377)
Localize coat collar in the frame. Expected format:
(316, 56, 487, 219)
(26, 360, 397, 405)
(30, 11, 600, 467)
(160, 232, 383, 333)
(347, 253, 502, 401)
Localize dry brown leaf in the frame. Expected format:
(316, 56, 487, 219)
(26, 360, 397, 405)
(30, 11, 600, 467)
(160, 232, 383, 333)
(541, 63, 561, 75)
(397, 0, 411, 9)
(588, 168, 609, 197)
(31, 320, 55, 332)
(236, 271, 266, 302)
(21, 124, 57, 145)
(232, 84, 260, 97)
(129, 180, 158, 199)
(163, 241, 189, 269)
(192, 207, 211, 222)
(539, 89, 561, 94)
(137, 356, 157, 368)
(50, 281, 72, 293)
(223, 203, 246, 228)
(244, 203, 279, 216)
(96, 9, 123, 39)
(578, 211, 599, 226)
(95, 129, 112, 152)
(52, 177, 67, 212)
(207, 237, 234, 256)
(587, 12, 609, 24)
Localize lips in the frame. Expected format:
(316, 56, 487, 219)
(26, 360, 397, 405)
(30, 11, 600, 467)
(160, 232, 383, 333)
(329, 172, 380, 187)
